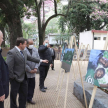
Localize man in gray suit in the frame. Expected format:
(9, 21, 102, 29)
(25, 39, 40, 104)
(6, 37, 48, 108)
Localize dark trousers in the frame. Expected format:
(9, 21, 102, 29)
(27, 77, 35, 101)
(0, 102, 4, 108)
(52, 57, 55, 70)
(10, 78, 28, 108)
(39, 65, 49, 89)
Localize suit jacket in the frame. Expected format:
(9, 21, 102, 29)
(25, 47, 40, 78)
(6, 47, 40, 82)
(52, 49, 55, 59)
(38, 45, 52, 66)
(0, 49, 9, 99)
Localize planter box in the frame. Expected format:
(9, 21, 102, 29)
(73, 78, 108, 108)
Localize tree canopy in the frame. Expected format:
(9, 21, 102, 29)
(0, 0, 36, 48)
(58, 0, 108, 35)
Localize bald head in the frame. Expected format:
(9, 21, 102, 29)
(27, 39, 34, 49)
(27, 39, 33, 44)
(0, 30, 3, 46)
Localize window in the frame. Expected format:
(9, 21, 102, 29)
(103, 37, 106, 40)
(94, 37, 100, 40)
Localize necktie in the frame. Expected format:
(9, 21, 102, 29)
(20, 51, 24, 59)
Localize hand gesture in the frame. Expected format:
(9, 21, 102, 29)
(50, 64, 53, 67)
(34, 68, 37, 73)
(42, 60, 49, 63)
(30, 70, 37, 73)
(0, 94, 5, 102)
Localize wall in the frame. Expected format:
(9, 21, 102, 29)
(73, 79, 108, 108)
(93, 32, 107, 50)
(79, 31, 93, 49)
(80, 31, 107, 50)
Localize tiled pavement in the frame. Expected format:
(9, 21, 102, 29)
(4, 60, 87, 108)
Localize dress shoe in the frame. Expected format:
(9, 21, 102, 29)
(52, 69, 55, 71)
(44, 87, 47, 89)
(27, 100, 36, 104)
(40, 88, 46, 92)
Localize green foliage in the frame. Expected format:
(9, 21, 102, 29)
(0, 9, 6, 27)
(22, 21, 37, 39)
(0, 0, 37, 25)
(63, 50, 74, 65)
(3, 57, 6, 61)
(58, 0, 108, 35)
(45, 18, 60, 35)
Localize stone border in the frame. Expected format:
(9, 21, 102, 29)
(73, 79, 108, 108)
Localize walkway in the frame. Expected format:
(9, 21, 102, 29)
(5, 60, 87, 108)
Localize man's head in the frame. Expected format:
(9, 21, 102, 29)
(99, 57, 108, 68)
(27, 39, 34, 49)
(49, 44, 53, 48)
(104, 60, 108, 68)
(94, 68, 105, 79)
(43, 40, 49, 47)
(16, 37, 26, 50)
(0, 30, 3, 46)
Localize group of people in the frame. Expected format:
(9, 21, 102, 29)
(0, 30, 56, 108)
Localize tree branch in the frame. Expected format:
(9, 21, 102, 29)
(42, 14, 66, 31)
(34, 0, 38, 8)
(66, 0, 71, 16)
(54, 0, 57, 15)
(39, 0, 44, 8)
(99, 22, 106, 30)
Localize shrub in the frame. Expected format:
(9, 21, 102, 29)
(3, 57, 6, 61)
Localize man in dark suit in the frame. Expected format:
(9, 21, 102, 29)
(6, 37, 48, 108)
(0, 31, 9, 108)
(38, 40, 53, 92)
(49, 44, 55, 70)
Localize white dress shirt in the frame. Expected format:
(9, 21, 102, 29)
(15, 46, 42, 62)
(15, 46, 21, 52)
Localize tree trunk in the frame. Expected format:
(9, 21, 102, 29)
(42, 29, 45, 40)
(35, 0, 44, 46)
(0, 26, 5, 47)
(86, 15, 91, 31)
(7, 15, 23, 49)
(34, 0, 65, 46)
(39, 31, 44, 46)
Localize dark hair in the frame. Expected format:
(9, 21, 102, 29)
(50, 44, 53, 47)
(16, 37, 26, 46)
(95, 68, 105, 79)
(98, 54, 103, 63)
(99, 56, 108, 68)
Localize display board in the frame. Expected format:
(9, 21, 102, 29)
(60, 42, 68, 61)
(85, 50, 108, 89)
(61, 49, 75, 72)
(56, 36, 88, 108)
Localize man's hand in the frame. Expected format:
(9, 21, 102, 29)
(46, 44, 49, 48)
(30, 70, 37, 73)
(34, 68, 37, 73)
(42, 60, 49, 63)
(0, 94, 5, 102)
(50, 64, 53, 67)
